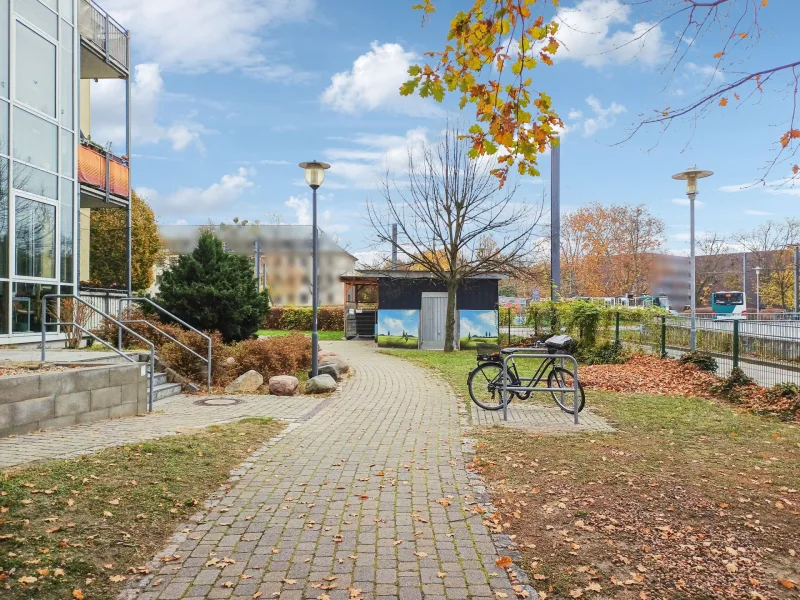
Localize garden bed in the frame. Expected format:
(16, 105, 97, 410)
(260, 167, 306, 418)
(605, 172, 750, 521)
(582, 354, 800, 421)
(0, 363, 84, 378)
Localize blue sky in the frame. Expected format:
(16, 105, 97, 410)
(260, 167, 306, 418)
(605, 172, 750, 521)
(460, 310, 499, 338)
(377, 310, 419, 337)
(90, 0, 800, 263)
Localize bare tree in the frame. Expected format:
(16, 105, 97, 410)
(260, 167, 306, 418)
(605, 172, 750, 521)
(367, 126, 545, 351)
(733, 218, 800, 308)
(695, 232, 735, 305)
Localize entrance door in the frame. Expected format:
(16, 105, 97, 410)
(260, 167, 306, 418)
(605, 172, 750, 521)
(421, 293, 449, 350)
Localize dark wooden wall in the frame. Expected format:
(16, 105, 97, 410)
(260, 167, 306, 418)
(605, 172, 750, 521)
(377, 278, 498, 310)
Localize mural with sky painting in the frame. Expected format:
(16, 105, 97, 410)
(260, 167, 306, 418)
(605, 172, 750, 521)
(459, 310, 499, 349)
(377, 310, 419, 348)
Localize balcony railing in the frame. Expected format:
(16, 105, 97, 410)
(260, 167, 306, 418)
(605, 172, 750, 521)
(78, 140, 130, 201)
(79, 0, 129, 72)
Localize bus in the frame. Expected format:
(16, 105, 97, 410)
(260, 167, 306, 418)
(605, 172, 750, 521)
(711, 291, 746, 320)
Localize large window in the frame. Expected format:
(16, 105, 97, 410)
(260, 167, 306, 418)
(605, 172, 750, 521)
(0, 158, 7, 278)
(0, 100, 7, 155)
(12, 282, 56, 333)
(13, 161, 57, 199)
(60, 20, 73, 128)
(60, 178, 72, 282)
(13, 107, 57, 171)
(15, 195, 56, 278)
(14, 20, 57, 117)
(16, 0, 57, 38)
(60, 128, 73, 174)
(0, 0, 8, 99)
(0, 282, 8, 334)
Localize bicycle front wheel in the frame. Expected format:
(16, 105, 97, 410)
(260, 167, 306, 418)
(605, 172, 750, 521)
(548, 367, 586, 414)
(468, 363, 516, 411)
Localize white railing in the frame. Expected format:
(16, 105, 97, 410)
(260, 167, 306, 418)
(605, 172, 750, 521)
(79, 0, 129, 71)
(79, 288, 126, 330)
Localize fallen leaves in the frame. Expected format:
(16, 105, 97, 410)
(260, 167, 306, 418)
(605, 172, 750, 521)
(496, 556, 513, 568)
(72, 591, 85, 600)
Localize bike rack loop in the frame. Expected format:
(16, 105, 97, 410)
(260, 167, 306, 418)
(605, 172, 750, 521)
(41, 294, 156, 413)
(118, 297, 212, 394)
(500, 349, 582, 425)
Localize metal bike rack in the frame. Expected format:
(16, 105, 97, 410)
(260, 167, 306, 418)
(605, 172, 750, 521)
(500, 349, 582, 425)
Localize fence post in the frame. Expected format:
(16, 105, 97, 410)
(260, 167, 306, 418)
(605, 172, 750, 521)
(615, 312, 620, 344)
(733, 319, 739, 369)
(507, 308, 511, 345)
(660, 316, 667, 358)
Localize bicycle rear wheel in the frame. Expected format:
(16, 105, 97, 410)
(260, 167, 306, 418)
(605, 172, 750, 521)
(468, 362, 517, 411)
(547, 367, 586, 414)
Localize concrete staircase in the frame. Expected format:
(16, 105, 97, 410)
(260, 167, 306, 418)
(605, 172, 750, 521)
(148, 369, 183, 403)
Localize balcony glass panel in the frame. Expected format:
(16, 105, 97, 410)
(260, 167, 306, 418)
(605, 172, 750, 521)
(15, 0, 57, 38)
(0, 158, 7, 278)
(60, 178, 73, 283)
(0, 0, 8, 99)
(15, 21, 57, 116)
(60, 128, 73, 175)
(13, 107, 57, 171)
(15, 196, 56, 279)
(13, 162, 57, 199)
(60, 20, 73, 127)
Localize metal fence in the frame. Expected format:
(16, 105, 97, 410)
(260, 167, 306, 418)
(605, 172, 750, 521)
(79, 289, 126, 330)
(498, 306, 800, 388)
(79, 0, 129, 70)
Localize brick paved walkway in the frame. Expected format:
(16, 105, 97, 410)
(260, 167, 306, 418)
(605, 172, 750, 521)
(0, 393, 326, 468)
(127, 342, 521, 600)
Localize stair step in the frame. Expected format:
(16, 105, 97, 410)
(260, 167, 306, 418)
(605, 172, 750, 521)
(148, 382, 183, 402)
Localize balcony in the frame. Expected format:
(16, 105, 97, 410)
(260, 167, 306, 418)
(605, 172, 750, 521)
(78, 0, 129, 79)
(78, 140, 130, 208)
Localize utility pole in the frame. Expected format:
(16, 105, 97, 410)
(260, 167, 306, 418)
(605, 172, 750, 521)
(391, 224, 398, 270)
(742, 252, 747, 309)
(254, 239, 261, 290)
(550, 140, 561, 301)
(795, 245, 799, 314)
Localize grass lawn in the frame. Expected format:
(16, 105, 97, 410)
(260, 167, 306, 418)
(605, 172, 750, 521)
(377, 335, 419, 349)
(385, 349, 800, 599)
(0, 418, 285, 600)
(256, 329, 344, 341)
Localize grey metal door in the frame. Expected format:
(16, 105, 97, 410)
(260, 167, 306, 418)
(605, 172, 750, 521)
(421, 293, 449, 350)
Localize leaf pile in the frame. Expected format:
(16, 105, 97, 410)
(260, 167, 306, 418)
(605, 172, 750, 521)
(581, 354, 799, 421)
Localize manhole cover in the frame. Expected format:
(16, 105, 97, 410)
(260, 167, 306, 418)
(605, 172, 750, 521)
(193, 397, 244, 407)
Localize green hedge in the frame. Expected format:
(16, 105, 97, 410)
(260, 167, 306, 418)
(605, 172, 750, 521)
(264, 306, 344, 331)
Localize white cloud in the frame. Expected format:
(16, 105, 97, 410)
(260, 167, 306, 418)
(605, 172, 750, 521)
(99, 0, 313, 78)
(671, 231, 710, 242)
(354, 250, 385, 268)
(322, 128, 431, 190)
(259, 159, 291, 165)
(568, 109, 584, 119)
(285, 195, 350, 233)
(671, 198, 705, 207)
(554, 0, 669, 68)
(144, 167, 255, 216)
(685, 62, 725, 82)
(719, 178, 800, 195)
(321, 42, 443, 116)
(578, 95, 626, 136)
(91, 63, 209, 152)
(744, 209, 773, 216)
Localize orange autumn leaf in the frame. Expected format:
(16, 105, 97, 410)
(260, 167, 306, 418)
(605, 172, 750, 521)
(73, 591, 85, 600)
(738, 32, 748, 39)
(713, 51, 724, 59)
(719, 97, 728, 107)
(761, 0, 768, 6)
(778, 579, 796, 589)
(496, 556, 513, 568)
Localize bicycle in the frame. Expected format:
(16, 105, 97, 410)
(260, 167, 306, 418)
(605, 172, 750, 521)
(467, 339, 585, 414)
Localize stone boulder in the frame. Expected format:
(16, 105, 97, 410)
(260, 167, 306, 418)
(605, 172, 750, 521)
(320, 355, 350, 375)
(224, 370, 263, 394)
(309, 363, 339, 381)
(269, 375, 299, 396)
(306, 374, 337, 394)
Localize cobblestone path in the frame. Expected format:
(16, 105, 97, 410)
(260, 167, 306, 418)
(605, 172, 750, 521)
(131, 342, 518, 600)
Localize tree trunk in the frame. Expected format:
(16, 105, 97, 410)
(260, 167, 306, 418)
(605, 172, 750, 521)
(444, 280, 458, 352)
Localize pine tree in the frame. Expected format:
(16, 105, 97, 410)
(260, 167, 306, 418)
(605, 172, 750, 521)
(157, 230, 270, 342)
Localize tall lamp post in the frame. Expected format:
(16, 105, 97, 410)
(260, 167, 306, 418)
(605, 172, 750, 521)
(754, 266, 762, 316)
(299, 161, 331, 377)
(672, 165, 713, 351)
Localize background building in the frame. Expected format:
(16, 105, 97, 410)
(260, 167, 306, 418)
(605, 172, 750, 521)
(158, 224, 357, 307)
(0, 0, 130, 343)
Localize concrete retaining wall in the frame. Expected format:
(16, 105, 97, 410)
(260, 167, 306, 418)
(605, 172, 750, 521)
(0, 363, 147, 438)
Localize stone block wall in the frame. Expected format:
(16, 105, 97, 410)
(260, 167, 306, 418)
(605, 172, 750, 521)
(0, 363, 147, 438)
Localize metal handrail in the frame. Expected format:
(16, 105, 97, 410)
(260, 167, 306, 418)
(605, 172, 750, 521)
(41, 295, 155, 412)
(120, 320, 207, 362)
(500, 350, 582, 425)
(119, 298, 212, 393)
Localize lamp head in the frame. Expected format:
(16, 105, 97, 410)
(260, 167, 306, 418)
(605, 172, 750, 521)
(299, 161, 331, 189)
(672, 165, 713, 195)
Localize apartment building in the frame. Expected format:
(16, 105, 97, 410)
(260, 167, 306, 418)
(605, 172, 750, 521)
(0, 0, 130, 342)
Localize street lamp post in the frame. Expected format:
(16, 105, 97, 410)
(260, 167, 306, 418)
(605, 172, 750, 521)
(754, 266, 762, 316)
(672, 165, 713, 352)
(299, 161, 331, 378)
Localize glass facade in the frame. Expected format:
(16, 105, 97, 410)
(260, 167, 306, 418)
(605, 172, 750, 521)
(0, 0, 77, 338)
